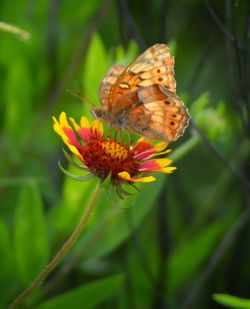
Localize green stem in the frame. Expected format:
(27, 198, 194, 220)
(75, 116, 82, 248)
(170, 135, 200, 162)
(8, 180, 101, 309)
(0, 21, 31, 41)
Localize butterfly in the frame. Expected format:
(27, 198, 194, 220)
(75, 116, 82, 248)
(91, 44, 190, 142)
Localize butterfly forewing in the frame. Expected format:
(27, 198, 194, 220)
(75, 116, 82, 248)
(107, 44, 176, 110)
(99, 65, 125, 108)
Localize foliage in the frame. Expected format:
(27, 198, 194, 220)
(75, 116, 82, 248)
(213, 294, 250, 309)
(0, 0, 249, 308)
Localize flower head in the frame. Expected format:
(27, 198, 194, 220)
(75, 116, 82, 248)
(53, 112, 176, 191)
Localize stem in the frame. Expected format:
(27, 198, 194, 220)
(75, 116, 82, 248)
(169, 135, 200, 162)
(0, 21, 31, 41)
(8, 180, 101, 309)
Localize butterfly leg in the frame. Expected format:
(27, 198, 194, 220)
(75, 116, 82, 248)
(119, 129, 131, 145)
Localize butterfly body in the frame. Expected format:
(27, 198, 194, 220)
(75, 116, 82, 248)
(92, 44, 190, 142)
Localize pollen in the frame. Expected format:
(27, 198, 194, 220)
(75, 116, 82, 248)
(80, 139, 139, 180)
(101, 140, 129, 159)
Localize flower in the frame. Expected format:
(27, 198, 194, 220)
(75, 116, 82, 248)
(53, 112, 176, 190)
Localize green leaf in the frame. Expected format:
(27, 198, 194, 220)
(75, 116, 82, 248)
(114, 41, 138, 65)
(82, 33, 109, 106)
(0, 218, 12, 281)
(213, 294, 250, 309)
(4, 52, 32, 141)
(0, 218, 15, 307)
(36, 274, 125, 309)
(190, 92, 229, 140)
(59, 0, 101, 24)
(14, 180, 49, 284)
(190, 92, 210, 115)
(168, 40, 177, 56)
(167, 213, 235, 297)
(102, 172, 112, 188)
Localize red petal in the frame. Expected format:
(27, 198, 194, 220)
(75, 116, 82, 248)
(132, 139, 156, 160)
(63, 127, 81, 149)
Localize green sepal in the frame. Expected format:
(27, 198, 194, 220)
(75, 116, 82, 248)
(102, 172, 112, 188)
(116, 184, 135, 199)
(58, 161, 94, 182)
(62, 148, 88, 170)
(115, 186, 127, 200)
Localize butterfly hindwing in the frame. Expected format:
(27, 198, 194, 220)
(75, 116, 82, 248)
(137, 85, 189, 141)
(111, 84, 189, 142)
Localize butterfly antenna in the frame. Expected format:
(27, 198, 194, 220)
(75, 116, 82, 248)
(65, 89, 97, 108)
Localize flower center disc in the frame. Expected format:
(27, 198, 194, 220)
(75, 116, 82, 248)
(80, 139, 139, 180)
(101, 140, 129, 160)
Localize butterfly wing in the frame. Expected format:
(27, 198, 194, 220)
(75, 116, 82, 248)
(107, 44, 176, 110)
(97, 44, 189, 142)
(99, 64, 125, 108)
(111, 84, 190, 142)
(135, 85, 189, 142)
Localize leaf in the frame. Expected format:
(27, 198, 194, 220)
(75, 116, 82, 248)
(213, 294, 250, 309)
(168, 40, 177, 56)
(190, 92, 210, 115)
(0, 218, 15, 307)
(36, 274, 125, 309)
(4, 53, 32, 141)
(114, 41, 138, 65)
(82, 33, 109, 106)
(0, 218, 12, 282)
(59, 0, 101, 24)
(167, 213, 235, 297)
(14, 180, 49, 284)
(190, 92, 229, 140)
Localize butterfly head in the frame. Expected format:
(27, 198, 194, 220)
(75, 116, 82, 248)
(91, 107, 113, 126)
(91, 107, 126, 130)
(91, 107, 105, 119)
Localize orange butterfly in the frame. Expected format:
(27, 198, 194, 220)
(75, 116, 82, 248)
(91, 44, 190, 142)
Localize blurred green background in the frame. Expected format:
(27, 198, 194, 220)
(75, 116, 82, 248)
(0, 0, 250, 308)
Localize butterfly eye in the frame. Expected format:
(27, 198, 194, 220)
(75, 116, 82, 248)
(91, 108, 103, 119)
